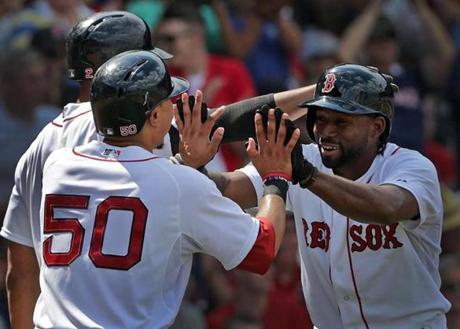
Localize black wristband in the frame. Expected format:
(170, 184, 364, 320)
(263, 178, 289, 202)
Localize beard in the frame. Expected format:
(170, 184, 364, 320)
(318, 140, 366, 169)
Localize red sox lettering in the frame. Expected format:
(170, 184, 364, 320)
(302, 219, 404, 252)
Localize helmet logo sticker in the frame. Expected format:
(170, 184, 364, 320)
(85, 68, 94, 79)
(120, 124, 138, 136)
(321, 73, 336, 93)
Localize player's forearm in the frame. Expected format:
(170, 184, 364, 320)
(256, 194, 286, 253)
(208, 171, 258, 209)
(6, 243, 40, 329)
(214, 85, 314, 144)
(308, 171, 417, 224)
(273, 84, 315, 119)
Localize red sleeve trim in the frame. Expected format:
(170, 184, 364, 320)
(237, 216, 276, 274)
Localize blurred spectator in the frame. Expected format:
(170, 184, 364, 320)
(423, 94, 458, 189)
(223, 315, 262, 329)
(0, 242, 8, 329)
(339, 0, 455, 153)
(300, 27, 340, 84)
(29, 0, 93, 32)
(0, 0, 25, 47)
(440, 254, 460, 328)
(0, 48, 59, 214)
(1, 0, 93, 50)
(207, 269, 271, 329)
(127, 0, 225, 54)
(213, 0, 302, 94)
(170, 274, 206, 329)
(85, 0, 125, 11)
(268, 211, 313, 328)
(440, 185, 460, 255)
(154, 3, 256, 171)
(30, 26, 73, 106)
(292, 0, 368, 34)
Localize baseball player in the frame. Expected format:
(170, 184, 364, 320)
(38, 49, 298, 328)
(179, 64, 451, 328)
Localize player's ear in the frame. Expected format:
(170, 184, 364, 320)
(370, 116, 386, 140)
(146, 108, 160, 127)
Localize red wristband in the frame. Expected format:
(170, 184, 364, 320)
(262, 171, 291, 182)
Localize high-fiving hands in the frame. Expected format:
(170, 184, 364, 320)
(247, 108, 300, 179)
(173, 90, 224, 169)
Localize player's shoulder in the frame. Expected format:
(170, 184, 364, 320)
(62, 102, 92, 122)
(50, 102, 91, 128)
(51, 102, 91, 128)
(379, 143, 437, 176)
(165, 160, 218, 194)
(382, 143, 433, 165)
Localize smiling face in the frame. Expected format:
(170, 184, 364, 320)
(313, 108, 385, 178)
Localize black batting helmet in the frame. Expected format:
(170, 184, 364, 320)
(299, 64, 398, 152)
(91, 50, 189, 137)
(66, 11, 172, 81)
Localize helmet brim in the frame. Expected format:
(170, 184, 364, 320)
(169, 77, 190, 98)
(151, 47, 174, 60)
(299, 96, 382, 117)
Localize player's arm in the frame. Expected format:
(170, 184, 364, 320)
(6, 241, 40, 329)
(306, 171, 419, 225)
(214, 84, 315, 143)
(207, 170, 258, 209)
(236, 108, 300, 273)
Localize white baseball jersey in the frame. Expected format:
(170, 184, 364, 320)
(37, 140, 259, 328)
(1, 102, 174, 256)
(240, 142, 450, 329)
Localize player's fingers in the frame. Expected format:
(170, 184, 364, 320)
(246, 137, 258, 159)
(204, 106, 224, 131)
(267, 108, 276, 144)
(181, 93, 192, 128)
(210, 127, 225, 154)
(276, 113, 288, 146)
(173, 104, 184, 133)
(192, 90, 203, 127)
(285, 128, 300, 152)
(254, 113, 267, 148)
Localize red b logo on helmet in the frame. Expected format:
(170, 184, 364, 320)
(321, 73, 336, 93)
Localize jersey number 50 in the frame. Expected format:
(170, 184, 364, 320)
(43, 194, 148, 270)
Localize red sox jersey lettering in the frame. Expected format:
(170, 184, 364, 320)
(302, 220, 403, 253)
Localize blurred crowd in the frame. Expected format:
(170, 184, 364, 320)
(1, 0, 460, 328)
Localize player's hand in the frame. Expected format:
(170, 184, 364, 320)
(173, 90, 224, 169)
(247, 108, 300, 178)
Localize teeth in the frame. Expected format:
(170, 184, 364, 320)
(322, 145, 337, 151)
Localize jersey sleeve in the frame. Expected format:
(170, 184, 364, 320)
(237, 163, 264, 203)
(177, 168, 260, 270)
(380, 150, 443, 229)
(1, 149, 34, 246)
